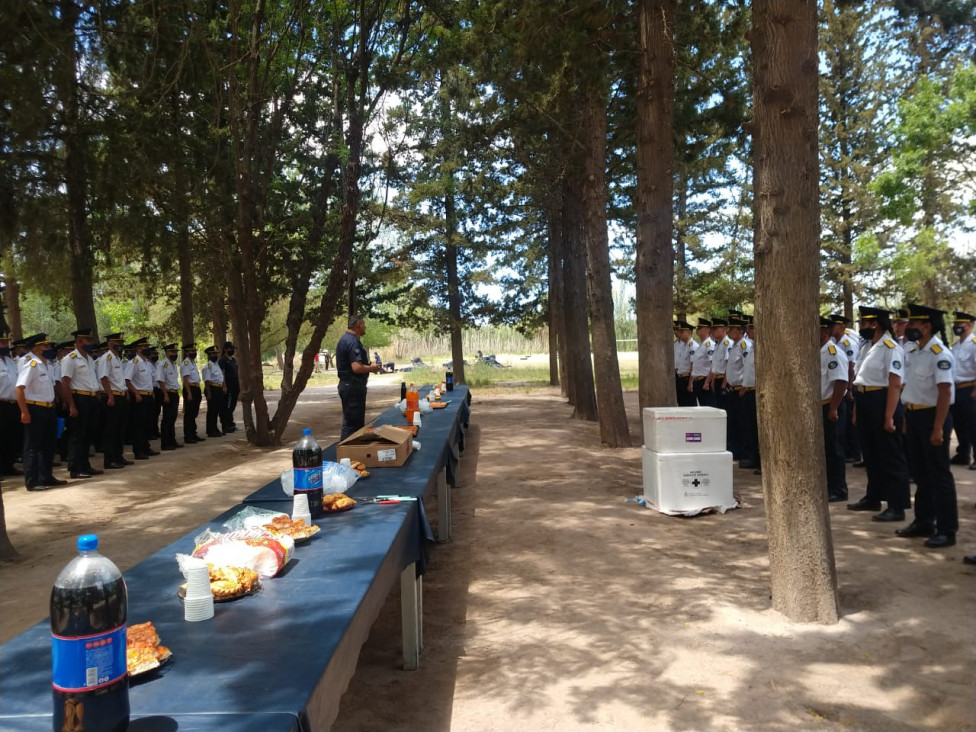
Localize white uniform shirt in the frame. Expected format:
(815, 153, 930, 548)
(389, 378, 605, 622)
(726, 337, 746, 387)
(0, 354, 17, 400)
(838, 331, 860, 366)
(48, 359, 61, 384)
(180, 356, 201, 385)
(201, 359, 224, 386)
(741, 337, 756, 388)
(853, 334, 905, 388)
(97, 350, 127, 393)
(122, 357, 134, 383)
(127, 354, 155, 393)
(158, 357, 182, 391)
(690, 336, 715, 379)
(60, 348, 99, 393)
(951, 332, 976, 383)
(902, 337, 954, 407)
(15, 356, 56, 403)
(711, 336, 733, 377)
(820, 341, 849, 401)
(673, 339, 696, 376)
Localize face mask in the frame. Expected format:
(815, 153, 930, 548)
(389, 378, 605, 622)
(954, 325, 965, 336)
(905, 328, 923, 342)
(858, 327, 876, 341)
(188, 351, 197, 359)
(43, 348, 57, 359)
(226, 349, 235, 356)
(209, 355, 218, 362)
(0, 347, 8, 357)
(168, 354, 178, 362)
(82, 343, 94, 353)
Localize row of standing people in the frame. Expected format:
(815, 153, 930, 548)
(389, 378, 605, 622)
(0, 328, 240, 491)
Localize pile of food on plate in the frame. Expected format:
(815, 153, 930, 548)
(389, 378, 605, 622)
(127, 621, 172, 676)
(262, 515, 321, 541)
(322, 493, 357, 512)
(191, 529, 294, 578)
(178, 564, 261, 600)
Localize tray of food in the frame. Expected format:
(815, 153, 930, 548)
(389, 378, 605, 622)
(262, 515, 321, 543)
(127, 621, 172, 678)
(322, 493, 357, 513)
(178, 564, 261, 602)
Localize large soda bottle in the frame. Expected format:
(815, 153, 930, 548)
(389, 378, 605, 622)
(51, 534, 129, 732)
(405, 383, 419, 426)
(293, 428, 323, 518)
(445, 371, 454, 392)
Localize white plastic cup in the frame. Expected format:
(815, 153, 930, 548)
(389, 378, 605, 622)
(412, 412, 422, 428)
(339, 458, 351, 468)
(185, 565, 212, 598)
(184, 595, 214, 622)
(292, 493, 310, 518)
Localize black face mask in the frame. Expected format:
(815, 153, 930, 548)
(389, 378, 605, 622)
(43, 348, 57, 360)
(953, 325, 965, 336)
(858, 327, 876, 341)
(905, 328, 923, 342)
(82, 343, 94, 353)
(0, 347, 9, 357)
(168, 354, 178, 362)
(226, 349, 235, 356)
(209, 356, 218, 362)
(187, 351, 197, 359)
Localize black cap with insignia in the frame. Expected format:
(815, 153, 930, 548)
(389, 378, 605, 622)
(57, 340, 74, 350)
(163, 343, 178, 351)
(892, 308, 910, 323)
(953, 311, 975, 323)
(829, 313, 850, 325)
(71, 327, 93, 339)
(204, 345, 219, 356)
(673, 320, 693, 331)
(857, 306, 889, 321)
(820, 316, 833, 328)
(182, 342, 196, 350)
(905, 303, 946, 322)
(105, 332, 124, 342)
(711, 317, 728, 327)
(25, 333, 50, 348)
(697, 318, 711, 328)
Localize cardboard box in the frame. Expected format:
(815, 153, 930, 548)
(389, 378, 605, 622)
(642, 448, 735, 516)
(642, 406, 727, 454)
(336, 425, 413, 468)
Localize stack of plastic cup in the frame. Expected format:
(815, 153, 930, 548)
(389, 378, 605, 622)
(413, 411, 422, 428)
(292, 493, 312, 525)
(339, 458, 351, 469)
(183, 561, 214, 622)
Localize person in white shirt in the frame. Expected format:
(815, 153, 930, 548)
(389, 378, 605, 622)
(96, 333, 130, 469)
(0, 327, 22, 476)
(201, 345, 227, 438)
(690, 318, 716, 407)
(820, 317, 849, 501)
(60, 327, 102, 479)
(125, 338, 158, 460)
(948, 311, 976, 469)
(724, 317, 747, 460)
(896, 304, 957, 548)
(829, 314, 861, 464)
(14, 334, 67, 491)
(737, 316, 759, 471)
(672, 320, 697, 407)
(157, 343, 184, 450)
(180, 343, 203, 443)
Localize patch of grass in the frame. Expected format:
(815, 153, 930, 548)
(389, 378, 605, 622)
(262, 372, 339, 391)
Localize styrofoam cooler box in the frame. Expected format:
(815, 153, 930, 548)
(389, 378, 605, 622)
(642, 448, 735, 516)
(642, 407, 726, 453)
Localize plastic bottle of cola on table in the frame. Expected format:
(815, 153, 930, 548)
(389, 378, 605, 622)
(50, 534, 129, 732)
(293, 428, 324, 518)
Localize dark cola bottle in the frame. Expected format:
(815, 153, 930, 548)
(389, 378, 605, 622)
(400, 381, 407, 402)
(51, 534, 129, 732)
(445, 370, 454, 392)
(293, 428, 324, 518)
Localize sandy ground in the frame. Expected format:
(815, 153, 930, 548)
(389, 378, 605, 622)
(2, 383, 975, 731)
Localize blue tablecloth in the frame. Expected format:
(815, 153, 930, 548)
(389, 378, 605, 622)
(0, 385, 471, 731)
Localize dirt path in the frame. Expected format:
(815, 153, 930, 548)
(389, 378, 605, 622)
(3, 386, 975, 731)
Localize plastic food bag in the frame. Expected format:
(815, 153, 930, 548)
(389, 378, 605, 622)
(280, 469, 294, 496)
(192, 529, 294, 578)
(322, 461, 361, 492)
(222, 507, 288, 532)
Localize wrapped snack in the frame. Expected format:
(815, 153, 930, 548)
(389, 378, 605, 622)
(191, 529, 294, 578)
(222, 506, 288, 532)
(322, 461, 361, 491)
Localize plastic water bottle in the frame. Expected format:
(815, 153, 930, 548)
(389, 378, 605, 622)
(50, 534, 129, 732)
(293, 428, 323, 518)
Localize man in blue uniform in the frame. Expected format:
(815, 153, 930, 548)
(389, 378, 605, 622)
(336, 315, 381, 440)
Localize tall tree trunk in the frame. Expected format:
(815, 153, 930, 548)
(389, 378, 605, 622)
(445, 188, 465, 387)
(60, 0, 97, 337)
(580, 75, 630, 446)
(172, 92, 195, 348)
(635, 0, 678, 424)
(211, 289, 227, 349)
(547, 205, 562, 389)
(752, 0, 839, 624)
(1, 269, 22, 339)
(0, 487, 18, 562)
(563, 175, 597, 420)
(674, 172, 688, 321)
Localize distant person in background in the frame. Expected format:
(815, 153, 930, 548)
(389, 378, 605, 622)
(219, 341, 239, 433)
(336, 315, 380, 440)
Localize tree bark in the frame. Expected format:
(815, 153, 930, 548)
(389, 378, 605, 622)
(445, 188, 465, 387)
(752, 0, 839, 623)
(635, 0, 678, 423)
(580, 75, 631, 446)
(547, 205, 562, 389)
(563, 175, 597, 421)
(1, 269, 22, 339)
(0, 485, 18, 562)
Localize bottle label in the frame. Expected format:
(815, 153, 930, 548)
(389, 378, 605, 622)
(294, 466, 322, 492)
(52, 625, 127, 692)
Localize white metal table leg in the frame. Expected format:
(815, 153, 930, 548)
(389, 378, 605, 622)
(437, 467, 451, 543)
(400, 562, 422, 670)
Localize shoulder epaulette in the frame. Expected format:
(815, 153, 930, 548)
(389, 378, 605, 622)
(827, 344, 836, 355)
(883, 338, 896, 349)
(930, 343, 943, 354)
(69, 352, 77, 359)
(969, 334, 976, 344)
(30, 360, 37, 368)
(107, 354, 112, 360)
(841, 337, 851, 346)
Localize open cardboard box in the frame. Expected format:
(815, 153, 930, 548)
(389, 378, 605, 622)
(336, 424, 413, 468)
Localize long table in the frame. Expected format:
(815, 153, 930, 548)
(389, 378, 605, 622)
(0, 386, 470, 731)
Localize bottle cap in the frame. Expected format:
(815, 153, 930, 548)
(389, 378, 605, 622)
(78, 534, 98, 551)
(302, 428, 311, 436)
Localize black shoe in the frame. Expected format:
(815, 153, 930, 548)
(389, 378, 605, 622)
(160, 445, 177, 451)
(963, 555, 976, 565)
(924, 533, 956, 549)
(223, 425, 237, 433)
(146, 449, 160, 456)
(87, 468, 103, 475)
(174, 442, 184, 448)
(852, 460, 866, 468)
(47, 478, 68, 486)
(51, 461, 62, 468)
(739, 460, 758, 469)
(872, 507, 905, 522)
(70, 472, 93, 479)
(134, 454, 150, 460)
(207, 432, 223, 438)
(847, 497, 882, 512)
(26, 484, 50, 492)
(104, 463, 125, 470)
(827, 493, 848, 503)
(896, 521, 936, 538)
(950, 454, 971, 465)
(970, 463, 976, 471)
(120, 458, 135, 465)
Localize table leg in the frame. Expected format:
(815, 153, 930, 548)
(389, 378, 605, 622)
(401, 563, 422, 670)
(437, 467, 451, 543)
(450, 441, 462, 489)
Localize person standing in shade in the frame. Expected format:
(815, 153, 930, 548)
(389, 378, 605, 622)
(218, 341, 239, 433)
(724, 317, 747, 460)
(820, 316, 849, 501)
(673, 320, 697, 407)
(738, 316, 760, 472)
(14, 334, 67, 491)
(125, 338, 158, 460)
(704, 317, 731, 414)
(830, 314, 862, 465)
(690, 318, 715, 407)
(949, 311, 976, 469)
(895, 304, 958, 548)
(147, 345, 162, 440)
(201, 345, 226, 438)
(60, 328, 102, 479)
(180, 343, 203, 443)
(0, 327, 23, 476)
(96, 333, 129, 469)
(336, 315, 381, 440)
(157, 343, 183, 450)
(847, 306, 911, 522)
